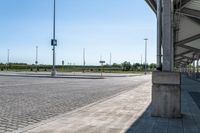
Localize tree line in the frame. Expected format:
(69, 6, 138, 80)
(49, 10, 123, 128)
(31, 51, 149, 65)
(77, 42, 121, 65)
(0, 61, 156, 72)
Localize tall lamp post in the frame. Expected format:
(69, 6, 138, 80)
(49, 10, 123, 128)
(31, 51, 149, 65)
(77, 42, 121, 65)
(7, 49, 10, 65)
(83, 48, 86, 73)
(7, 49, 10, 70)
(35, 46, 38, 72)
(51, 0, 57, 77)
(144, 38, 148, 75)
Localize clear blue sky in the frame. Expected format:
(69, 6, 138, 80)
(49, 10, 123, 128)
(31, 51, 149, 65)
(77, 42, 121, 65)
(0, 0, 156, 65)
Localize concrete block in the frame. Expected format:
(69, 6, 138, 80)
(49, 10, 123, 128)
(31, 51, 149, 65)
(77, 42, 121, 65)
(152, 71, 181, 85)
(152, 71, 181, 118)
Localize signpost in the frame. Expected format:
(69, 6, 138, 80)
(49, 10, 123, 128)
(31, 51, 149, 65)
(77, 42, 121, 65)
(99, 60, 105, 78)
(62, 60, 64, 72)
(144, 38, 148, 75)
(51, 0, 57, 77)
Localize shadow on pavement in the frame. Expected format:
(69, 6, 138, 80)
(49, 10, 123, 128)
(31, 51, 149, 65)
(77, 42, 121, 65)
(125, 75, 200, 133)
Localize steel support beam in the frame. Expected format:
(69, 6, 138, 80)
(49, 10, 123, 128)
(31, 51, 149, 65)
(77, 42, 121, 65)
(181, 8, 200, 20)
(145, 0, 157, 14)
(175, 50, 193, 57)
(175, 33, 200, 46)
(175, 0, 192, 9)
(177, 45, 200, 53)
(188, 17, 200, 26)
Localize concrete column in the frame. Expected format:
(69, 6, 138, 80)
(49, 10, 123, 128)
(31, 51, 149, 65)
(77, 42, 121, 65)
(162, 0, 174, 72)
(197, 58, 199, 78)
(157, 0, 162, 70)
(193, 61, 195, 73)
(197, 59, 199, 73)
(152, 0, 181, 118)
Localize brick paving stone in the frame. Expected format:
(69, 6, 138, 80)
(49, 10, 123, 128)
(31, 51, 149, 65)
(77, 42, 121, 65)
(0, 73, 150, 133)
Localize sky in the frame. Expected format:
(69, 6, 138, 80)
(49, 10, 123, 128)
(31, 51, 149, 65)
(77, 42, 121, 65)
(0, 0, 156, 65)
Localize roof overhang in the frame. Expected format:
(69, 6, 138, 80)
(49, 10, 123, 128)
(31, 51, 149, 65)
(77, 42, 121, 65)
(146, 0, 200, 68)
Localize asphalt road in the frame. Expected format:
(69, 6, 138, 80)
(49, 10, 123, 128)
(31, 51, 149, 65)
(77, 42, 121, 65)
(0, 73, 151, 133)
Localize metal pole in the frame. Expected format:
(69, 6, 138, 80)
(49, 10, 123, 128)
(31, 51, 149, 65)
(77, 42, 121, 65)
(51, 0, 56, 77)
(35, 46, 38, 72)
(110, 52, 112, 66)
(7, 49, 10, 71)
(157, 0, 162, 70)
(141, 55, 143, 71)
(144, 38, 148, 75)
(36, 46, 38, 64)
(83, 48, 86, 72)
(7, 49, 10, 65)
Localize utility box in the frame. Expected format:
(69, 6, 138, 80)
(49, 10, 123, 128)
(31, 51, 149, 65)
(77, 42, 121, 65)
(151, 71, 181, 118)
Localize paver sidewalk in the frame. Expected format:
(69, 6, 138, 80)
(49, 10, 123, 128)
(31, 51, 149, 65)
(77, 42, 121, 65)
(15, 75, 200, 133)
(16, 81, 152, 133)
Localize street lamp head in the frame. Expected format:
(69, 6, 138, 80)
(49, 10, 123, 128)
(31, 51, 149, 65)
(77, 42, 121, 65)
(144, 38, 148, 41)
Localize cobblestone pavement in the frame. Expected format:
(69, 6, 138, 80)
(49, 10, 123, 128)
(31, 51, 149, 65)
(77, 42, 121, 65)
(0, 73, 150, 133)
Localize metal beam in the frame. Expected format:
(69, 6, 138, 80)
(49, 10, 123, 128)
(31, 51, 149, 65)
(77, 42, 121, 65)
(175, 0, 192, 9)
(176, 60, 188, 65)
(182, 55, 195, 60)
(176, 57, 186, 62)
(181, 8, 200, 20)
(175, 50, 193, 57)
(175, 33, 200, 46)
(177, 45, 200, 52)
(176, 55, 196, 64)
(145, 0, 157, 14)
(181, 0, 192, 8)
(188, 17, 200, 25)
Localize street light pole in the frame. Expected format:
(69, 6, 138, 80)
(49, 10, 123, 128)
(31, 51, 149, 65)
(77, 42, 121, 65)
(83, 48, 86, 73)
(110, 52, 112, 66)
(7, 49, 10, 65)
(51, 0, 57, 77)
(144, 38, 148, 75)
(141, 54, 143, 71)
(35, 46, 38, 72)
(7, 49, 10, 70)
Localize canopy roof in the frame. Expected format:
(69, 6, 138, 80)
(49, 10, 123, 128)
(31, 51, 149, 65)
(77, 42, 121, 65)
(146, 0, 200, 68)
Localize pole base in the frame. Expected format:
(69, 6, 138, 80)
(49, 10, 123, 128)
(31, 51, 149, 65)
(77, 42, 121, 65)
(51, 70, 56, 77)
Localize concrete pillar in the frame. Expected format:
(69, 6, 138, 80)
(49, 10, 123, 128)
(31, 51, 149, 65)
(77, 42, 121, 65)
(162, 0, 174, 72)
(197, 58, 199, 78)
(152, 0, 181, 118)
(197, 59, 199, 73)
(157, 0, 162, 70)
(193, 61, 195, 73)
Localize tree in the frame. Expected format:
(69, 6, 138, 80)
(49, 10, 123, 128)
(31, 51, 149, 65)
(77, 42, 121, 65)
(149, 63, 156, 70)
(132, 63, 141, 71)
(122, 61, 131, 71)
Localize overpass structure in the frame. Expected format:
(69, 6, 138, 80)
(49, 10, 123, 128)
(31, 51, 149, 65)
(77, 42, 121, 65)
(145, 0, 200, 117)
